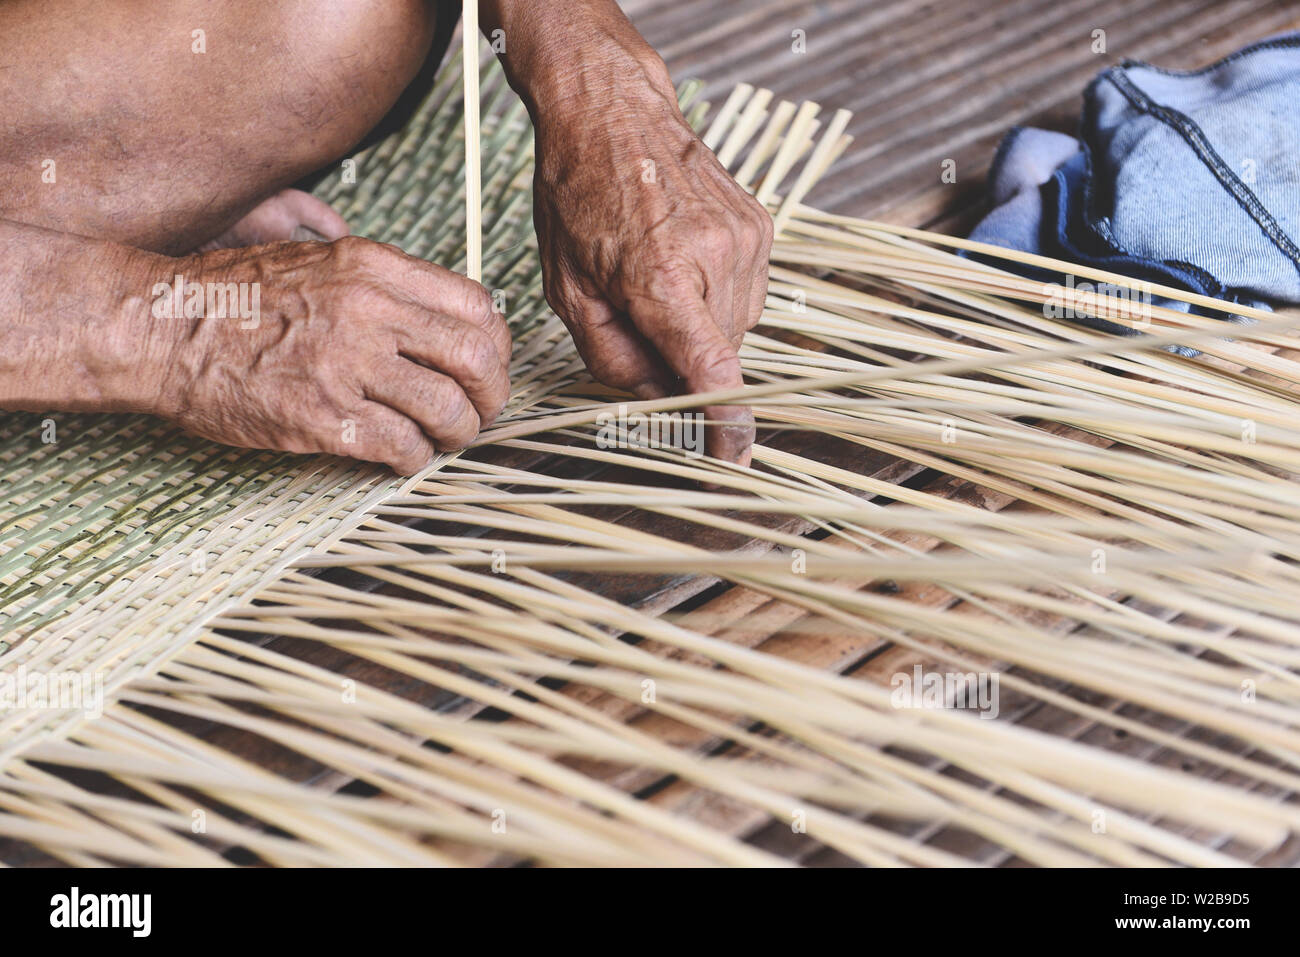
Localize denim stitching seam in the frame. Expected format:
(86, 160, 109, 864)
(1104, 69, 1300, 275)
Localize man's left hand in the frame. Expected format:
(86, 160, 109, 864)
(531, 52, 774, 466)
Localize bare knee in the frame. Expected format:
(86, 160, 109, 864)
(266, 0, 440, 167)
(0, 0, 439, 252)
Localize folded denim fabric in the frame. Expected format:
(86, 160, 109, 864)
(968, 31, 1300, 335)
(970, 126, 1081, 256)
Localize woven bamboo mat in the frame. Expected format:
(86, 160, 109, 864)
(3, 2, 1299, 865)
(615, 0, 1300, 866)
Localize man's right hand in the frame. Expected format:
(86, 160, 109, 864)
(150, 236, 510, 474)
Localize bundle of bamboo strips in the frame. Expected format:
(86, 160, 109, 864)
(2, 39, 1299, 866)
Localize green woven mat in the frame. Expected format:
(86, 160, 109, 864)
(0, 53, 701, 648)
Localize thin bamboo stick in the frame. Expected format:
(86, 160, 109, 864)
(462, 1, 482, 281)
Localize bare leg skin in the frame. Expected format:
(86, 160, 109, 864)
(0, 0, 439, 253)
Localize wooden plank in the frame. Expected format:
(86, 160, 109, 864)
(221, 1, 1300, 865)
(623, 0, 1300, 227)
(11, 0, 1299, 867)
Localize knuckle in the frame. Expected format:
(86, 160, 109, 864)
(489, 322, 513, 364)
(434, 396, 480, 448)
(331, 235, 394, 272)
(468, 285, 496, 326)
(396, 424, 431, 459)
(453, 328, 502, 381)
(577, 336, 641, 390)
(695, 343, 740, 383)
(700, 223, 735, 253)
(442, 422, 479, 450)
(382, 441, 430, 474)
(433, 377, 474, 422)
(483, 307, 511, 342)
(595, 358, 643, 391)
(320, 426, 364, 460)
(600, 367, 644, 392)
(330, 234, 369, 261)
(486, 368, 511, 411)
(374, 417, 428, 466)
(441, 277, 494, 326)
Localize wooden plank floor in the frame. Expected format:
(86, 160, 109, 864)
(199, 0, 1300, 867)
(140, 0, 1300, 867)
(9, 0, 1297, 868)
(623, 0, 1300, 231)
(610, 0, 1300, 865)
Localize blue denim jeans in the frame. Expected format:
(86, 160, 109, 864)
(969, 32, 1300, 336)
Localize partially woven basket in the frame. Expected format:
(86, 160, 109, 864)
(2, 45, 1299, 867)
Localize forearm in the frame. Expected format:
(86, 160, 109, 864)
(476, 0, 677, 119)
(0, 219, 174, 413)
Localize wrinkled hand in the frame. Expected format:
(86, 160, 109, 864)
(152, 236, 510, 474)
(532, 58, 774, 465)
